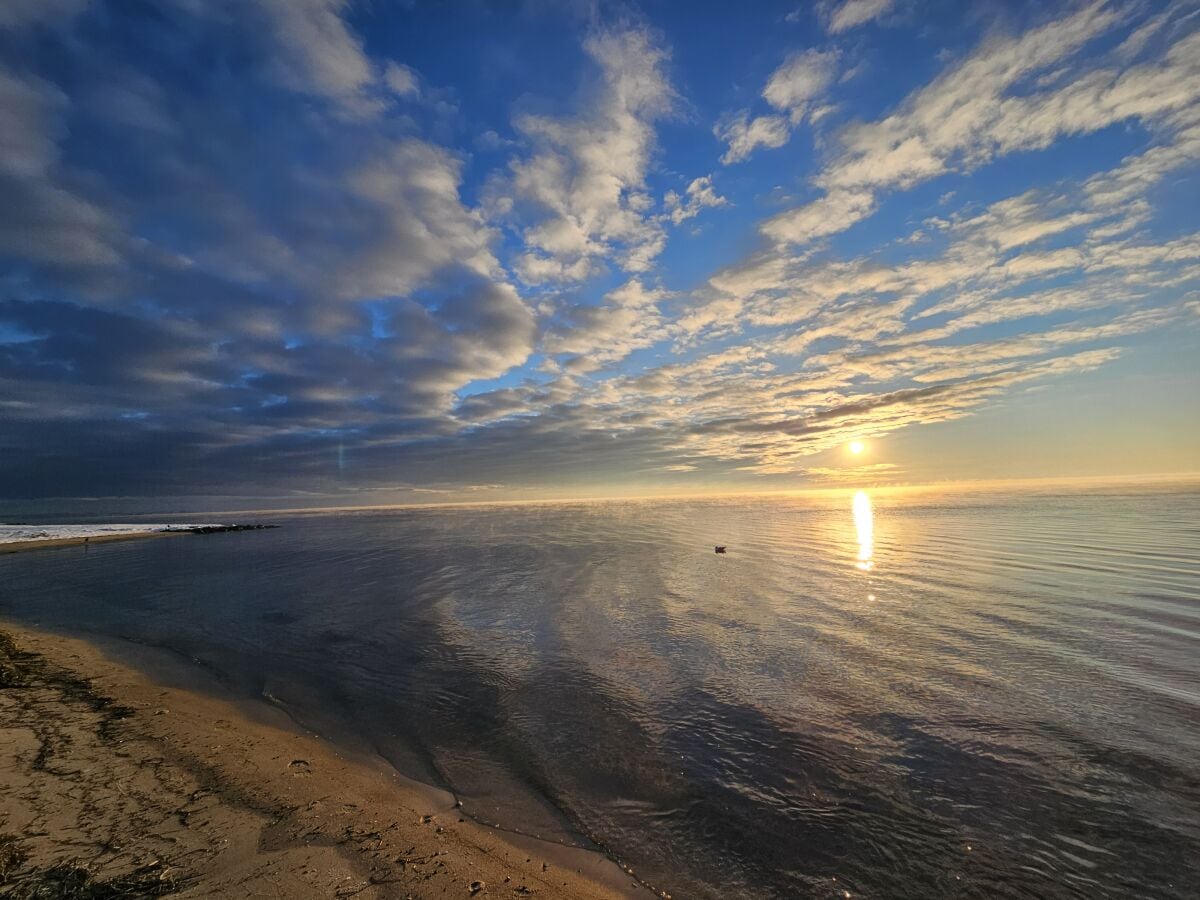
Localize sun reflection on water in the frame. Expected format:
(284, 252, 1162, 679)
(853, 490, 874, 571)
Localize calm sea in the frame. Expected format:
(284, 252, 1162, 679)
(2, 488, 1198, 898)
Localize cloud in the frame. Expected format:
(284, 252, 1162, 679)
(761, 189, 876, 244)
(763, 49, 838, 122)
(0, 2, 1194, 498)
(0, 2, 545, 498)
(0, 66, 125, 267)
(383, 62, 420, 98)
(499, 26, 677, 284)
(0, 266, 536, 452)
(664, 175, 727, 224)
(252, 0, 377, 109)
(769, 1, 1200, 247)
(0, 68, 65, 178)
(1084, 109, 1200, 210)
(716, 112, 790, 164)
(0, 0, 88, 30)
(542, 279, 670, 371)
(187, 0, 427, 117)
(821, 0, 896, 34)
(717, 49, 838, 164)
(804, 463, 900, 482)
(335, 139, 501, 298)
(703, 143, 1200, 348)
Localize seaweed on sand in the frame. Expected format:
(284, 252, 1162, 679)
(0, 635, 184, 898)
(0, 631, 134, 733)
(0, 858, 180, 899)
(0, 634, 31, 688)
(0, 836, 27, 881)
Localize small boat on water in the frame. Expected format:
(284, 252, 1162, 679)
(714, 545, 727, 554)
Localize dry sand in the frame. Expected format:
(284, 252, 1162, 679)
(0, 620, 648, 898)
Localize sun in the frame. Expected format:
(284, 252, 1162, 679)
(848, 440, 865, 455)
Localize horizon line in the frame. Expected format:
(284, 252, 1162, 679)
(6, 470, 1197, 521)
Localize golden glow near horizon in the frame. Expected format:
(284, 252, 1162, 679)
(848, 440, 866, 455)
(853, 490, 874, 571)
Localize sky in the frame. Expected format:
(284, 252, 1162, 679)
(0, 0, 1197, 508)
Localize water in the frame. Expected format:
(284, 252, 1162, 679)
(2, 487, 1198, 898)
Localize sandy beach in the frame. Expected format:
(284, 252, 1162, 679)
(0, 620, 645, 899)
(0, 532, 183, 555)
(0, 525, 279, 556)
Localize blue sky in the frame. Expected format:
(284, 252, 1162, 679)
(0, 0, 1197, 505)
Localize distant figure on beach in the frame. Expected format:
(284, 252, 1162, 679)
(715, 545, 726, 553)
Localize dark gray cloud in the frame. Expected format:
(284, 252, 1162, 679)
(0, 1, 546, 500)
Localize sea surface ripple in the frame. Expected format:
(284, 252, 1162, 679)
(2, 487, 1198, 898)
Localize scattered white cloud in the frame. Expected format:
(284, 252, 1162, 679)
(335, 139, 502, 298)
(664, 175, 727, 224)
(216, 0, 431, 117)
(476, 129, 516, 151)
(543, 279, 671, 372)
(763, 49, 839, 122)
(769, 0, 1200, 247)
(718, 49, 839, 164)
(383, 62, 420, 98)
(761, 189, 876, 244)
(253, 0, 378, 111)
(821, 0, 896, 34)
(716, 112, 790, 164)
(499, 26, 677, 284)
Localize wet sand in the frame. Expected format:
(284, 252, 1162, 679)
(0, 621, 645, 898)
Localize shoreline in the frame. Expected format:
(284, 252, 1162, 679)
(0, 619, 645, 898)
(0, 524, 278, 555)
(0, 531, 185, 555)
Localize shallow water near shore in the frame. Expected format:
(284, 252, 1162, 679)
(2, 487, 1199, 899)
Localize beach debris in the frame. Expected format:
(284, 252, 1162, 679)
(469, 880, 485, 894)
(714, 545, 727, 553)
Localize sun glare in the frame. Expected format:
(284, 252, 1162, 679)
(853, 490, 874, 571)
(848, 440, 865, 455)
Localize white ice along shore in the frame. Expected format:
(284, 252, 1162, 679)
(0, 524, 225, 544)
